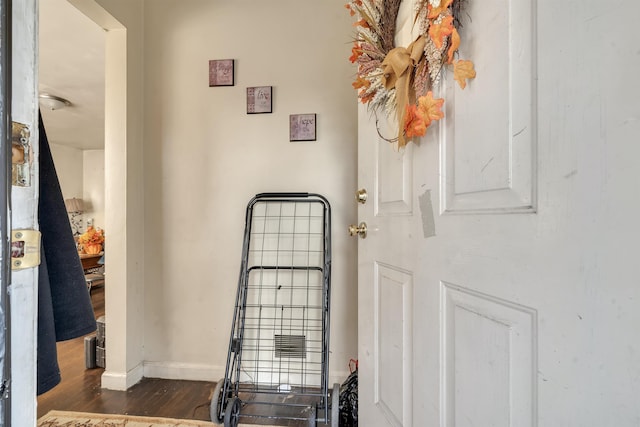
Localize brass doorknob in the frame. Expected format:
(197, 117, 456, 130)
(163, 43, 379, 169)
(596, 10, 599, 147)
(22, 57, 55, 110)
(348, 222, 367, 239)
(355, 188, 368, 204)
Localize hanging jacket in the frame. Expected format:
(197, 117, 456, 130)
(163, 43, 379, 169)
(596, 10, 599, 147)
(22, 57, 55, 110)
(36, 112, 97, 395)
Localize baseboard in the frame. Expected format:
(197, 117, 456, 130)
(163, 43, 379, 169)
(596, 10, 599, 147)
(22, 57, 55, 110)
(143, 361, 224, 382)
(142, 361, 350, 387)
(101, 363, 144, 390)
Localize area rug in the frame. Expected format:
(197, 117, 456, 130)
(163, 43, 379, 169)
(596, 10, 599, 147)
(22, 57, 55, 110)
(38, 410, 275, 427)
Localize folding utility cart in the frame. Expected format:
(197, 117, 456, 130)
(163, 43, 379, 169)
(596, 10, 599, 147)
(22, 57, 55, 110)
(211, 193, 339, 427)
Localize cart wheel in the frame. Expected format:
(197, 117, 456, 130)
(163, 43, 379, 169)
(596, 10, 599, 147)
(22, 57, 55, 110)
(307, 404, 317, 427)
(210, 378, 227, 424)
(224, 397, 241, 427)
(331, 383, 340, 427)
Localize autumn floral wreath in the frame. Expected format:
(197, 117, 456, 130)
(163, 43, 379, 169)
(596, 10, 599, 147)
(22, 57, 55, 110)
(346, 0, 476, 147)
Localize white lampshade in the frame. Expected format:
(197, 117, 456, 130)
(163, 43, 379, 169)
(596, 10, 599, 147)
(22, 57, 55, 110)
(65, 198, 84, 213)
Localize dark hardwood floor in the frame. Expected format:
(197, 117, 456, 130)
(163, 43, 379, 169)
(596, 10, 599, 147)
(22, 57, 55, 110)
(37, 286, 324, 426)
(37, 286, 215, 421)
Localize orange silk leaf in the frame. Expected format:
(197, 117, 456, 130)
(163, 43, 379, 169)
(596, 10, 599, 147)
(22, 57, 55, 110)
(352, 77, 371, 90)
(417, 91, 445, 123)
(446, 27, 460, 64)
(453, 59, 476, 89)
(428, 15, 454, 49)
(353, 18, 370, 29)
(349, 43, 362, 63)
(404, 104, 428, 138)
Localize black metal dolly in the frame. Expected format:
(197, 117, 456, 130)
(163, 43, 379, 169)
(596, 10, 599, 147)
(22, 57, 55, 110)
(211, 193, 339, 427)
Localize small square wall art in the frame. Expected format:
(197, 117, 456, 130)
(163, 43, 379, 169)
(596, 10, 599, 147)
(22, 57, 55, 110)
(209, 59, 234, 87)
(290, 114, 317, 142)
(247, 86, 273, 114)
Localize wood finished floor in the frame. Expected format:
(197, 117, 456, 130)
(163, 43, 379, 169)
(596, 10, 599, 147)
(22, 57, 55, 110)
(36, 286, 318, 426)
(36, 286, 215, 421)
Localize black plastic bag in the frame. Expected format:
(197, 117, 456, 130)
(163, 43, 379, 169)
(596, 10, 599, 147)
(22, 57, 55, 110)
(339, 365, 358, 427)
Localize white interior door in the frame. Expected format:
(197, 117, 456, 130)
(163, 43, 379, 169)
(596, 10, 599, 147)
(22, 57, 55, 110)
(357, 1, 640, 426)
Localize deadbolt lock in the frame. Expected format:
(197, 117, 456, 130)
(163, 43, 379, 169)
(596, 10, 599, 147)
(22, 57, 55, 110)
(355, 188, 368, 204)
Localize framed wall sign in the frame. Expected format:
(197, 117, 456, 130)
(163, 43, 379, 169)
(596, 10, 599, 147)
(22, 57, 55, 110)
(289, 114, 317, 142)
(247, 86, 272, 114)
(208, 59, 235, 87)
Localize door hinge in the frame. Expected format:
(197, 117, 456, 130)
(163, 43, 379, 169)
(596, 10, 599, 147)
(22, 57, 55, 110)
(11, 229, 41, 270)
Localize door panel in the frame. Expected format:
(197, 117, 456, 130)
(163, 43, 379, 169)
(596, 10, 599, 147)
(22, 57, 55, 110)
(376, 140, 413, 216)
(441, 0, 536, 214)
(374, 263, 413, 427)
(442, 283, 536, 427)
(358, 105, 417, 427)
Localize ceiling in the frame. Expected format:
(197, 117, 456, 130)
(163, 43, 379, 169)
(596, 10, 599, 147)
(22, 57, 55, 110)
(38, 0, 106, 150)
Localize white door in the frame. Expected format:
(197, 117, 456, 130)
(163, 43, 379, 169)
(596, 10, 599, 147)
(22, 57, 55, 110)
(357, 1, 640, 426)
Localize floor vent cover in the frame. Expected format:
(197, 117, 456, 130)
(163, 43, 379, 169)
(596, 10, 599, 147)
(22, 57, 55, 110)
(274, 334, 306, 358)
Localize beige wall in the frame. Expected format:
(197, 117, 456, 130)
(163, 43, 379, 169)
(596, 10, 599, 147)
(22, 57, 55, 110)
(50, 144, 105, 230)
(141, 1, 358, 382)
(50, 142, 84, 201)
(81, 0, 357, 387)
(83, 149, 105, 229)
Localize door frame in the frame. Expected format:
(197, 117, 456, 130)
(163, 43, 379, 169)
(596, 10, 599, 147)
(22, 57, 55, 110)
(0, 0, 11, 422)
(11, 0, 40, 425)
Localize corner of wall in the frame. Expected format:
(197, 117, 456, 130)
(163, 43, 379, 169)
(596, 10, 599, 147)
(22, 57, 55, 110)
(101, 363, 144, 391)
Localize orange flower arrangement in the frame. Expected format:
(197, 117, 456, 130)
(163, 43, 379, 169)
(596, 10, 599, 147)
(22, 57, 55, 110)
(78, 226, 105, 245)
(78, 226, 105, 254)
(346, 0, 476, 147)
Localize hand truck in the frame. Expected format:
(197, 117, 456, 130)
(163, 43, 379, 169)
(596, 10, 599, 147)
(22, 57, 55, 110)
(211, 193, 339, 427)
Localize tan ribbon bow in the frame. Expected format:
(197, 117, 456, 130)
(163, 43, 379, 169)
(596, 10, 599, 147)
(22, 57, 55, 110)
(381, 35, 426, 147)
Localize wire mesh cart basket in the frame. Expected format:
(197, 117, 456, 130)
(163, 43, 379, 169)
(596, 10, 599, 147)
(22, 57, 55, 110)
(211, 193, 339, 427)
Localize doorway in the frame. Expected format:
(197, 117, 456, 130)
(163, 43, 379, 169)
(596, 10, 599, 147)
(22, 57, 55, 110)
(37, 0, 144, 398)
(37, 0, 107, 401)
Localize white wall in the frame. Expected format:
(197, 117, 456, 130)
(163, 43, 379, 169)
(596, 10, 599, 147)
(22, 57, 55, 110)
(49, 142, 83, 200)
(49, 143, 105, 230)
(142, 0, 358, 382)
(83, 149, 105, 229)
